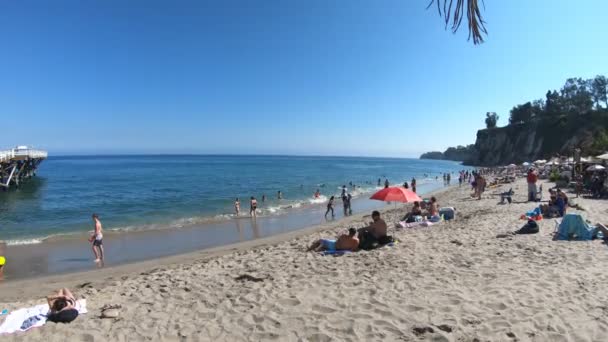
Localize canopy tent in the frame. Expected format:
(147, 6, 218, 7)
(596, 153, 608, 160)
(554, 214, 596, 241)
(587, 164, 606, 172)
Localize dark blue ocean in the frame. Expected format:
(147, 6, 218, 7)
(0, 155, 463, 244)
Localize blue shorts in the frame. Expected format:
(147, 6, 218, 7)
(320, 239, 337, 251)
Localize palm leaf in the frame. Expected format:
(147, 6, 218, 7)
(427, 0, 487, 44)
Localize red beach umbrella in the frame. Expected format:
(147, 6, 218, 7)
(370, 187, 422, 203)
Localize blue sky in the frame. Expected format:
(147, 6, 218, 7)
(1, 0, 606, 157)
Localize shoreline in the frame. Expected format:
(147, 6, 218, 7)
(0, 184, 455, 290)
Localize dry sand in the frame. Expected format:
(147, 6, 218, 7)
(2, 177, 608, 341)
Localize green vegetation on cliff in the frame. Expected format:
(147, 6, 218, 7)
(421, 75, 608, 166)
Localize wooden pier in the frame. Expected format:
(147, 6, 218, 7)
(0, 146, 47, 189)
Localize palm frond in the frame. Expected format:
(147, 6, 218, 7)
(427, 0, 487, 44)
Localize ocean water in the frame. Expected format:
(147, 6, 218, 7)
(0, 155, 464, 245)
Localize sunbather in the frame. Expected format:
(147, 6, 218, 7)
(402, 201, 422, 223)
(307, 228, 359, 252)
(46, 288, 79, 323)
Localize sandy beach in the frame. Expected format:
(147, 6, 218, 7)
(2, 177, 608, 341)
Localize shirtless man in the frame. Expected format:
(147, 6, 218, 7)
(250, 197, 258, 217)
(307, 228, 359, 252)
(358, 211, 388, 241)
(90, 214, 104, 263)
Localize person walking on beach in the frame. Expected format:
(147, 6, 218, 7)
(234, 198, 240, 216)
(411, 177, 417, 193)
(250, 197, 258, 217)
(343, 193, 352, 216)
(527, 169, 538, 201)
(90, 214, 104, 264)
(325, 196, 335, 218)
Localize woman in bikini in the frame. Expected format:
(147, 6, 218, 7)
(234, 198, 240, 216)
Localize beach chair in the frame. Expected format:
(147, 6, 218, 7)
(535, 184, 543, 202)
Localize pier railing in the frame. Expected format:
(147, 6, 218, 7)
(0, 148, 48, 162)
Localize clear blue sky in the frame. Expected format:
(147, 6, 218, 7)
(1, 0, 607, 157)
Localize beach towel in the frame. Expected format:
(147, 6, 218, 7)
(0, 299, 87, 335)
(554, 214, 596, 241)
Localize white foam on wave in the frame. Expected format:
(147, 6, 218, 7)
(6, 238, 44, 246)
(308, 195, 328, 204)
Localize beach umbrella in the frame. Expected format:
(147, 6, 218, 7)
(370, 187, 422, 203)
(596, 153, 608, 160)
(522, 162, 530, 166)
(507, 164, 516, 168)
(534, 159, 546, 164)
(587, 164, 605, 172)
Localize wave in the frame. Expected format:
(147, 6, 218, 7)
(5, 238, 44, 246)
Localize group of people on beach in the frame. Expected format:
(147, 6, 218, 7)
(308, 210, 389, 252)
(234, 191, 285, 218)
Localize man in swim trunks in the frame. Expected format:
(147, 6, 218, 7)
(307, 228, 359, 252)
(90, 213, 104, 263)
(358, 211, 388, 245)
(250, 196, 258, 217)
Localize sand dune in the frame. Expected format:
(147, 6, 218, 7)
(2, 178, 608, 341)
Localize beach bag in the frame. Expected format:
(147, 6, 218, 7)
(439, 207, 455, 220)
(515, 220, 539, 234)
(358, 231, 378, 250)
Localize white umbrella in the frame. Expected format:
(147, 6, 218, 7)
(587, 164, 606, 171)
(522, 162, 530, 166)
(507, 164, 516, 168)
(596, 153, 608, 160)
(534, 159, 546, 164)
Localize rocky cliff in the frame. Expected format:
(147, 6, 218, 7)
(466, 112, 608, 166)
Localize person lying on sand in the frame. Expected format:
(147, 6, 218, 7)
(307, 228, 359, 252)
(46, 288, 79, 323)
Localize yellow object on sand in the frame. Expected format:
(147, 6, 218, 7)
(0, 256, 5, 266)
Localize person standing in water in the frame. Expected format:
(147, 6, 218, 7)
(411, 177, 417, 193)
(384, 179, 389, 188)
(277, 191, 282, 199)
(325, 196, 335, 218)
(250, 197, 258, 217)
(262, 194, 266, 203)
(234, 198, 240, 216)
(314, 189, 321, 198)
(377, 178, 381, 187)
(90, 214, 104, 264)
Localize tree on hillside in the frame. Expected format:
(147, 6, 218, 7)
(427, 0, 487, 44)
(485, 112, 498, 128)
(560, 78, 593, 114)
(591, 75, 608, 109)
(545, 90, 563, 116)
(509, 102, 534, 124)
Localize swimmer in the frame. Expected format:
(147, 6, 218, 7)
(234, 198, 240, 216)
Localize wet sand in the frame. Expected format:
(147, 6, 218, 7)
(2, 177, 608, 341)
(2, 193, 387, 280)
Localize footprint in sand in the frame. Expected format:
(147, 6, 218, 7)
(312, 304, 337, 314)
(278, 298, 301, 307)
